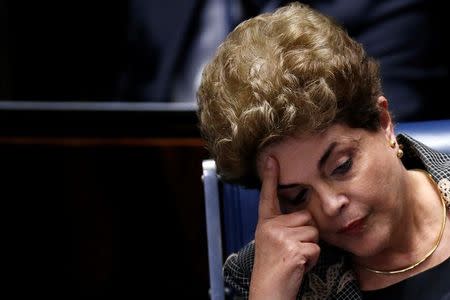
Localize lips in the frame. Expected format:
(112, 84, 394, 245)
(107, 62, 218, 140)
(338, 217, 367, 235)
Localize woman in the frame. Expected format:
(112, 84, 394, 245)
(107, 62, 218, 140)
(197, 3, 450, 299)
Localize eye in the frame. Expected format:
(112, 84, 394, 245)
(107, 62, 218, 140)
(287, 189, 309, 206)
(332, 157, 352, 175)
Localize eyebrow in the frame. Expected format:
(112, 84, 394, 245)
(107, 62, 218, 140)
(318, 141, 338, 170)
(278, 183, 300, 190)
(277, 141, 338, 190)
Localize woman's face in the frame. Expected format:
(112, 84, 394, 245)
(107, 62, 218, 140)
(258, 123, 405, 257)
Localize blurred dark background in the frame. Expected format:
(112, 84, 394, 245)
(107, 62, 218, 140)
(1, 1, 127, 101)
(1, 1, 212, 298)
(2, 0, 448, 119)
(0, 106, 210, 298)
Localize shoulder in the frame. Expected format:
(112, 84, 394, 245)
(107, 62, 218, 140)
(397, 134, 449, 177)
(397, 134, 450, 207)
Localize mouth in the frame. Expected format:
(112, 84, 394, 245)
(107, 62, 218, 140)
(338, 216, 367, 235)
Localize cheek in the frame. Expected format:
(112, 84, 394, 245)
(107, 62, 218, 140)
(352, 172, 386, 204)
(353, 145, 396, 204)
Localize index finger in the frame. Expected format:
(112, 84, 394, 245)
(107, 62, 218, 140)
(258, 156, 282, 220)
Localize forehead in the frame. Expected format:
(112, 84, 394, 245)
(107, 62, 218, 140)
(257, 124, 365, 179)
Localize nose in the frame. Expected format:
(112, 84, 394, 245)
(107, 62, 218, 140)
(317, 185, 349, 217)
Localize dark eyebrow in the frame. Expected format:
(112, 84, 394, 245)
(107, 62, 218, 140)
(318, 141, 338, 170)
(278, 183, 299, 190)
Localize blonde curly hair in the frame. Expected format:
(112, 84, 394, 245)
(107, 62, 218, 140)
(197, 2, 382, 187)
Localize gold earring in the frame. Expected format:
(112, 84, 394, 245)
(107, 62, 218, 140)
(397, 148, 404, 158)
(389, 139, 396, 148)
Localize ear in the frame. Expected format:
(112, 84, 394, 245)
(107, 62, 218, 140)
(377, 96, 395, 141)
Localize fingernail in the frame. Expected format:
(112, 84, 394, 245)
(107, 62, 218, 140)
(265, 156, 274, 170)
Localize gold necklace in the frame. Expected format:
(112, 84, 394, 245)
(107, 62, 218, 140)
(364, 169, 447, 275)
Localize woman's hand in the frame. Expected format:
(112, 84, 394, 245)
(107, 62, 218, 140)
(249, 157, 320, 300)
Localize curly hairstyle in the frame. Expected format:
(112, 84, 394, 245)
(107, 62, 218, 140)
(197, 2, 382, 188)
